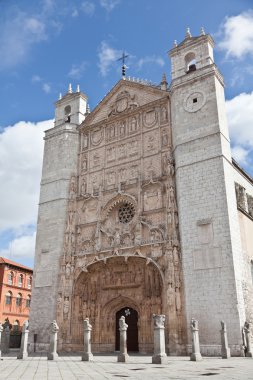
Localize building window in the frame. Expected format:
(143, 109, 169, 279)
(18, 274, 23, 288)
(8, 272, 14, 285)
(185, 52, 196, 73)
(26, 295, 31, 308)
(5, 291, 12, 305)
(16, 293, 22, 307)
(27, 276, 32, 289)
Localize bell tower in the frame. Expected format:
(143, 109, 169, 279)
(170, 29, 245, 355)
(29, 84, 87, 351)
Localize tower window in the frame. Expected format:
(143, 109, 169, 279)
(185, 52, 196, 73)
(64, 105, 71, 123)
(193, 98, 198, 103)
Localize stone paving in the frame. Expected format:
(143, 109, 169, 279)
(0, 353, 253, 380)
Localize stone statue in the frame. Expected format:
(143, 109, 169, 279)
(82, 318, 93, 361)
(220, 320, 230, 359)
(152, 314, 167, 364)
(243, 321, 253, 357)
(47, 321, 59, 360)
(118, 316, 129, 362)
(190, 318, 202, 361)
(17, 320, 29, 359)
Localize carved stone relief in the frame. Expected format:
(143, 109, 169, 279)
(143, 108, 157, 128)
(91, 127, 103, 146)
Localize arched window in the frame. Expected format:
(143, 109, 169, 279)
(5, 291, 12, 305)
(26, 295, 31, 308)
(185, 52, 196, 73)
(16, 293, 22, 307)
(7, 271, 14, 285)
(18, 274, 23, 288)
(27, 276, 32, 289)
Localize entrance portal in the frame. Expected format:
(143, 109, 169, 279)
(115, 307, 139, 352)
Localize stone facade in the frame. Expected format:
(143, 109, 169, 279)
(29, 30, 253, 356)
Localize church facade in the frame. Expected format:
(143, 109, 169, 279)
(29, 30, 253, 356)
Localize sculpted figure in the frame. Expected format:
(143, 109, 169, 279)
(119, 316, 128, 330)
(153, 314, 165, 328)
(191, 318, 198, 330)
(51, 320, 59, 334)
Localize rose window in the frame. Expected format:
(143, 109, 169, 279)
(118, 203, 135, 224)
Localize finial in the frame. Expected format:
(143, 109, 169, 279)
(186, 27, 191, 38)
(68, 83, 72, 94)
(174, 40, 178, 47)
(200, 27, 205, 36)
(86, 104, 90, 114)
(76, 84, 80, 92)
(59, 93, 62, 100)
(161, 73, 168, 91)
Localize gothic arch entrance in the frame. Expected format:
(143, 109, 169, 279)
(115, 307, 139, 352)
(71, 256, 163, 353)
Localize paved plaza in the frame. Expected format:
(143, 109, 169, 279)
(0, 353, 253, 380)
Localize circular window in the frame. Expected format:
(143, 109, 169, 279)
(118, 203, 135, 224)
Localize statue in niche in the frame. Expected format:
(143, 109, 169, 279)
(173, 246, 179, 265)
(130, 116, 137, 132)
(81, 179, 86, 195)
(175, 287, 181, 312)
(82, 156, 87, 171)
(161, 106, 168, 122)
(162, 131, 169, 147)
(63, 296, 70, 319)
(119, 121, 126, 136)
(83, 134, 88, 149)
(65, 262, 71, 278)
(134, 222, 142, 245)
(167, 283, 175, 308)
(69, 176, 76, 199)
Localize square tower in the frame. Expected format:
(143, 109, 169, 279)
(170, 29, 245, 355)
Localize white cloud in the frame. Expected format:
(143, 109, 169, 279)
(98, 41, 121, 76)
(0, 119, 53, 232)
(31, 75, 42, 83)
(0, 232, 36, 261)
(72, 8, 79, 17)
(68, 61, 87, 79)
(218, 11, 253, 59)
(137, 55, 165, 70)
(100, 0, 121, 12)
(0, 11, 47, 70)
(81, 1, 95, 16)
(42, 83, 51, 93)
(226, 91, 253, 167)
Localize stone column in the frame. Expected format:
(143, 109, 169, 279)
(244, 322, 253, 358)
(152, 314, 167, 364)
(220, 321, 230, 359)
(82, 318, 93, 361)
(47, 320, 59, 360)
(117, 316, 129, 363)
(0, 323, 3, 358)
(17, 320, 29, 359)
(2, 326, 10, 354)
(190, 318, 202, 361)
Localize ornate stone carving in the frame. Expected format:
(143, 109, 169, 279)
(108, 91, 139, 117)
(91, 127, 103, 146)
(143, 108, 157, 128)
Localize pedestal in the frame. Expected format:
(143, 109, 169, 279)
(117, 316, 129, 363)
(152, 315, 167, 364)
(17, 321, 29, 359)
(82, 318, 93, 362)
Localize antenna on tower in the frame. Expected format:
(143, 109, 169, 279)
(117, 51, 129, 79)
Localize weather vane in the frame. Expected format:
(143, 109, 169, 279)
(117, 51, 129, 79)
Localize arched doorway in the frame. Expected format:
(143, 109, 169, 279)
(115, 307, 139, 352)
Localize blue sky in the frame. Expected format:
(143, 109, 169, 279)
(0, 0, 253, 267)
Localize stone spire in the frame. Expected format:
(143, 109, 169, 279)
(59, 93, 62, 100)
(86, 104, 90, 114)
(68, 83, 73, 94)
(185, 27, 191, 39)
(200, 27, 205, 36)
(76, 84, 80, 92)
(160, 73, 168, 91)
(173, 40, 178, 47)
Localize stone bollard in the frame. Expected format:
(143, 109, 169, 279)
(220, 321, 230, 359)
(82, 318, 93, 361)
(244, 321, 253, 358)
(17, 320, 29, 359)
(2, 326, 10, 354)
(117, 316, 129, 363)
(190, 318, 202, 361)
(47, 320, 59, 360)
(0, 323, 3, 358)
(152, 314, 167, 364)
